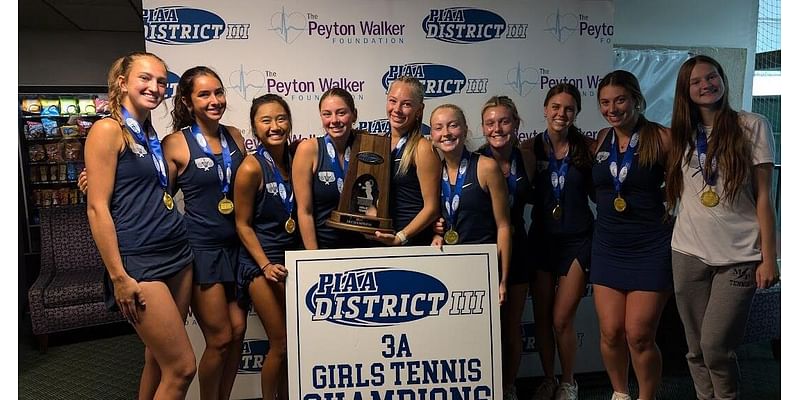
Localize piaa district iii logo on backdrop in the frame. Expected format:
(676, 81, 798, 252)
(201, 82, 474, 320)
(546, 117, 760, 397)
(143, 7, 250, 45)
(382, 63, 488, 98)
(422, 7, 527, 43)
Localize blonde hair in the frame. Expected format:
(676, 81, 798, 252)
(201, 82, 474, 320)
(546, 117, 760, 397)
(389, 76, 425, 176)
(430, 103, 468, 132)
(480, 95, 522, 147)
(107, 51, 168, 148)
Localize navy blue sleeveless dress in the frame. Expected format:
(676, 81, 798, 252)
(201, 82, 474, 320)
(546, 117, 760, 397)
(530, 133, 593, 277)
(590, 130, 673, 291)
(480, 146, 531, 284)
(176, 127, 244, 287)
(391, 138, 434, 246)
(441, 152, 496, 244)
(237, 153, 301, 307)
(104, 137, 193, 310)
(312, 136, 364, 249)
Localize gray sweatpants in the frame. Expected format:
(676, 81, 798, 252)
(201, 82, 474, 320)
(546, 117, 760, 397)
(672, 251, 756, 400)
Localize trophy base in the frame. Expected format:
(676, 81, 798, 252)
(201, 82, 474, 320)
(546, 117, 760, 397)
(327, 211, 394, 234)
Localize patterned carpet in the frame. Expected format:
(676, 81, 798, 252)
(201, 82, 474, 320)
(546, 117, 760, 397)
(19, 318, 779, 399)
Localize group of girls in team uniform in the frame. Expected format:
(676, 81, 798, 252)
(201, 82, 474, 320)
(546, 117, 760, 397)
(85, 51, 778, 400)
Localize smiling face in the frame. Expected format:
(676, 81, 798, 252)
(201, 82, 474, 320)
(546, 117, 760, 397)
(689, 62, 725, 108)
(253, 101, 291, 149)
(543, 92, 578, 135)
(319, 95, 356, 139)
(430, 106, 467, 155)
(386, 81, 423, 134)
(186, 74, 226, 124)
(598, 84, 638, 131)
(482, 105, 518, 150)
(119, 55, 168, 112)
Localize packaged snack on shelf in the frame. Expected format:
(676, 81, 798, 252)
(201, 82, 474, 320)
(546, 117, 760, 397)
(45, 142, 64, 162)
(66, 163, 78, 181)
(59, 97, 79, 115)
(42, 118, 60, 138)
(57, 188, 72, 205)
(30, 167, 40, 183)
(32, 190, 42, 207)
(29, 144, 46, 162)
(25, 120, 45, 139)
(61, 125, 80, 138)
(94, 95, 110, 114)
(64, 140, 82, 160)
(41, 190, 53, 207)
(21, 97, 42, 114)
(40, 99, 60, 116)
(75, 118, 93, 136)
(70, 189, 79, 204)
(49, 165, 59, 181)
(39, 166, 49, 182)
(78, 97, 96, 114)
(59, 165, 67, 181)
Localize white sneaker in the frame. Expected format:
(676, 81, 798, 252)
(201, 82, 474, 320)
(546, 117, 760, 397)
(554, 380, 578, 400)
(611, 391, 632, 400)
(532, 377, 559, 400)
(503, 385, 519, 400)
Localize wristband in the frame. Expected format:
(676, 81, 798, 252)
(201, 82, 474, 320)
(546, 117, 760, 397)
(396, 230, 409, 245)
(260, 263, 275, 273)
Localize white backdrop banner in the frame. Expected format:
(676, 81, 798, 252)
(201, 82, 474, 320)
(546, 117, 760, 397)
(286, 244, 502, 399)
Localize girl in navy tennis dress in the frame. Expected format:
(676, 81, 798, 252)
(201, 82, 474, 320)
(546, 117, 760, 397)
(293, 88, 364, 249)
(235, 94, 301, 400)
(162, 66, 247, 399)
(590, 70, 673, 400)
(86, 52, 196, 398)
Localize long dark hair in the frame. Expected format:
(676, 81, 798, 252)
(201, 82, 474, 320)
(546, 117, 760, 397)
(666, 55, 752, 211)
(170, 66, 224, 131)
(597, 70, 666, 168)
(543, 83, 592, 169)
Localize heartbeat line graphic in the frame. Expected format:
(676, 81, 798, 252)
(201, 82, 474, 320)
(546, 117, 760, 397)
(269, 6, 306, 43)
(544, 9, 578, 43)
(505, 62, 537, 97)
(228, 65, 266, 100)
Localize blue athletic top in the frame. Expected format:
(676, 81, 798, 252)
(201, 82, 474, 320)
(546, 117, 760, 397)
(239, 152, 300, 265)
(531, 133, 594, 236)
(112, 140, 187, 255)
(442, 152, 496, 244)
(312, 136, 363, 249)
(390, 138, 432, 245)
(177, 127, 244, 249)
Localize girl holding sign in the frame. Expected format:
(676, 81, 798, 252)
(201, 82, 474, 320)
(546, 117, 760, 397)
(235, 94, 301, 400)
(590, 70, 673, 400)
(666, 55, 778, 399)
(86, 52, 196, 398)
(162, 66, 248, 400)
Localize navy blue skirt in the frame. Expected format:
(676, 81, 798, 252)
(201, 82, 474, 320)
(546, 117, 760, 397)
(532, 231, 592, 277)
(236, 246, 288, 309)
(191, 244, 238, 285)
(589, 227, 672, 291)
(104, 241, 194, 311)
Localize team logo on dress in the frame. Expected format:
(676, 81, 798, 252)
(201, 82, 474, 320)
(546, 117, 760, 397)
(239, 339, 269, 374)
(382, 63, 487, 98)
(422, 7, 527, 44)
(306, 268, 449, 327)
(131, 143, 148, 158)
(266, 182, 279, 195)
(144, 7, 246, 45)
(596, 151, 610, 163)
(318, 171, 335, 185)
(194, 157, 215, 171)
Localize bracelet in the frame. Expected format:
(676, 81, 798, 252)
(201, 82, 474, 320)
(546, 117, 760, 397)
(396, 230, 409, 245)
(260, 263, 275, 273)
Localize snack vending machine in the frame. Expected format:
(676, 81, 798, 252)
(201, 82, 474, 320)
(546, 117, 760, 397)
(18, 87, 108, 258)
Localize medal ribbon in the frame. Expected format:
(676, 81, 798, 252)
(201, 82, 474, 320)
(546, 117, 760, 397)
(324, 134, 350, 193)
(257, 145, 294, 218)
(543, 131, 570, 206)
(392, 134, 409, 159)
(481, 146, 518, 207)
(696, 125, 718, 187)
(608, 129, 639, 196)
(441, 148, 470, 231)
(121, 106, 168, 192)
(190, 123, 232, 197)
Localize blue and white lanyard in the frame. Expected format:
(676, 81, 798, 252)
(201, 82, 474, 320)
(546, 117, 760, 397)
(481, 146, 518, 208)
(543, 131, 570, 206)
(121, 106, 168, 191)
(324, 134, 350, 193)
(441, 149, 470, 231)
(608, 129, 639, 195)
(190, 123, 232, 197)
(695, 125, 718, 186)
(256, 145, 293, 218)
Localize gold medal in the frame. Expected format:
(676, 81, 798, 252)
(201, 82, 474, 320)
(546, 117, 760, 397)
(552, 204, 563, 220)
(700, 188, 720, 207)
(444, 229, 459, 245)
(285, 217, 296, 234)
(613, 194, 626, 212)
(218, 196, 234, 215)
(163, 191, 174, 210)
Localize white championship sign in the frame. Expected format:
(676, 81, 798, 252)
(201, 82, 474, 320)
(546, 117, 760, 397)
(286, 245, 503, 399)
